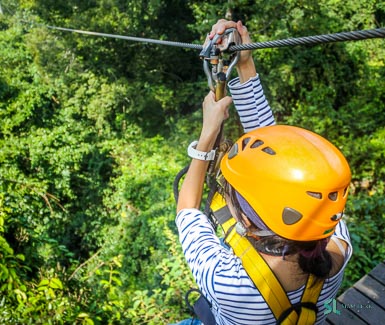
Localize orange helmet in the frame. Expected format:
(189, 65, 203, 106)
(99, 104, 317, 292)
(220, 125, 351, 241)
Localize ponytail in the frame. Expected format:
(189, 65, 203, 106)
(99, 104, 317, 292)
(298, 239, 332, 279)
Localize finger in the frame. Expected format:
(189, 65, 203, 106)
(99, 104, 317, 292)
(218, 95, 233, 109)
(210, 19, 237, 38)
(237, 21, 251, 44)
(203, 91, 215, 107)
(236, 20, 245, 34)
(209, 90, 216, 101)
(224, 107, 230, 120)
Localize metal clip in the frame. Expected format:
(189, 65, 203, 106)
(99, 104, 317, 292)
(200, 28, 241, 96)
(235, 221, 248, 237)
(201, 29, 241, 189)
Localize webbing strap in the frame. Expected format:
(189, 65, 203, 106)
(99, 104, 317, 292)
(213, 193, 323, 324)
(223, 219, 294, 321)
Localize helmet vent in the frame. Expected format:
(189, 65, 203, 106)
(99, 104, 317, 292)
(228, 143, 238, 159)
(242, 137, 251, 150)
(331, 212, 343, 221)
(251, 139, 264, 148)
(328, 191, 338, 201)
(307, 191, 322, 199)
(282, 207, 303, 225)
(343, 187, 348, 197)
(262, 147, 276, 155)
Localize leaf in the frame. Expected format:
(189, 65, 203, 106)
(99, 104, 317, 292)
(49, 278, 63, 290)
(38, 279, 50, 288)
(112, 256, 122, 268)
(15, 254, 25, 261)
(14, 288, 27, 302)
(133, 299, 141, 310)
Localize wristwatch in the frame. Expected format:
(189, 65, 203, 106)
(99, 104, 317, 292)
(187, 141, 216, 161)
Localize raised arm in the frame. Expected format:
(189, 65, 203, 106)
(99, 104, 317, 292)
(176, 93, 233, 213)
(210, 20, 276, 132)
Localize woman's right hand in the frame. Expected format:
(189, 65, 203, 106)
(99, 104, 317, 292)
(208, 19, 256, 83)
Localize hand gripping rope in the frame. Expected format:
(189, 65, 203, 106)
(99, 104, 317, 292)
(200, 28, 241, 98)
(173, 29, 241, 223)
(199, 29, 241, 216)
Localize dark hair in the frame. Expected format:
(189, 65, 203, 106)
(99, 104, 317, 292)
(219, 175, 333, 279)
(255, 236, 332, 279)
(297, 240, 332, 279)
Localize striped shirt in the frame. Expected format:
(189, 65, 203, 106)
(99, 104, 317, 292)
(176, 209, 352, 324)
(228, 75, 275, 132)
(176, 75, 352, 324)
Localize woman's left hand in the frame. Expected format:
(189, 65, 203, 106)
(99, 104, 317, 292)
(200, 91, 232, 145)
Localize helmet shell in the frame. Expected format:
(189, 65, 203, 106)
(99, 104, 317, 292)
(220, 125, 351, 241)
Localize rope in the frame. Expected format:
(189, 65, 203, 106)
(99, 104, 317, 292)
(231, 27, 385, 51)
(45, 25, 202, 50)
(43, 24, 385, 52)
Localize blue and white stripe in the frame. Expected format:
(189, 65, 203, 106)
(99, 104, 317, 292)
(228, 75, 275, 132)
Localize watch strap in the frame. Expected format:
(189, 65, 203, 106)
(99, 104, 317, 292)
(187, 141, 216, 161)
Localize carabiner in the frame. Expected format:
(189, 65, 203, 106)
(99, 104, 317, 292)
(200, 28, 241, 98)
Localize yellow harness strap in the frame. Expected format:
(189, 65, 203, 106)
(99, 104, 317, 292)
(212, 193, 323, 324)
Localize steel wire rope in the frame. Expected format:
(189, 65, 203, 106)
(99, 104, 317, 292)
(230, 27, 385, 51)
(42, 24, 385, 52)
(45, 25, 203, 50)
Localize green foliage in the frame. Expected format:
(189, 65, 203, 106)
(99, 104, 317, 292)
(0, 0, 384, 323)
(344, 193, 385, 287)
(0, 193, 90, 324)
(125, 228, 195, 323)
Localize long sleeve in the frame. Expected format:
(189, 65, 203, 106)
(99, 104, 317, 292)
(228, 75, 275, 133)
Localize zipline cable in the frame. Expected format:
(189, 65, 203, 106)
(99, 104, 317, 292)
(230, 27, 385, 51)
(43, 24, 385, 52)
(45, 25, 203, 50)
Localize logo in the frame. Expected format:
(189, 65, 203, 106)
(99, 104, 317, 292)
(324, 298, 341, 315)
(324, 298, 374, 316)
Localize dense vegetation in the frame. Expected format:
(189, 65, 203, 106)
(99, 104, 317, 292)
(0, 0, 384, 323)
